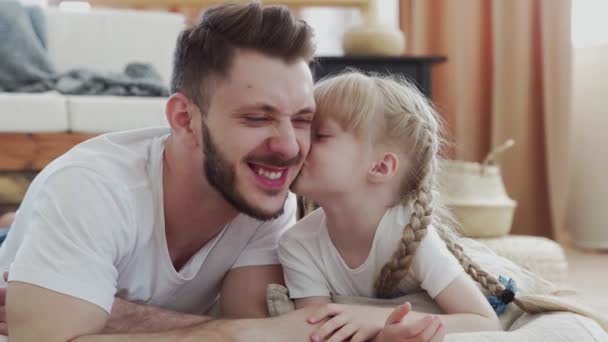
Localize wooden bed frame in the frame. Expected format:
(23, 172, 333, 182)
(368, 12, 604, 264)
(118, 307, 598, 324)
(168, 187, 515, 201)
(0, 133, 96, 172)
(89, 0, 376, 24)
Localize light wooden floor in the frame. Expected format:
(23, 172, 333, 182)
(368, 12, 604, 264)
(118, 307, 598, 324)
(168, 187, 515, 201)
(563, 247, 608, 318)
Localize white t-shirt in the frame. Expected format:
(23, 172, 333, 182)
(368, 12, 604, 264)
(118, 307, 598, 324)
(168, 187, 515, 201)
(278, 204, 463, 299)
(0, 127, 296, 315)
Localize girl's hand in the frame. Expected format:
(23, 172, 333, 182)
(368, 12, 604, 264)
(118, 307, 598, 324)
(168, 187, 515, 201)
(307, 303, 393, 342)
(376, 303, 445, 342)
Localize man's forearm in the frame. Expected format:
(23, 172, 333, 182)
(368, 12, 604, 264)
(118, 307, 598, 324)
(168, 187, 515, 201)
(74, 306, 323, 342)
(103, 298, 212, 334)
(74, 319, 239, 342)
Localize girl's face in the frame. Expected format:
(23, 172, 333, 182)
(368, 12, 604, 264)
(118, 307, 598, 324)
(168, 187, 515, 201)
(291, 116, 373, 202)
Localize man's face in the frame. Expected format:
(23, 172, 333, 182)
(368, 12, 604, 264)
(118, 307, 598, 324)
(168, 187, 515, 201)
(200, 50, 315, 220)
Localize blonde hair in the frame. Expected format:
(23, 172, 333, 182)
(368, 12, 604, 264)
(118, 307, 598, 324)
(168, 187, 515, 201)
(312, 71, 565, 316)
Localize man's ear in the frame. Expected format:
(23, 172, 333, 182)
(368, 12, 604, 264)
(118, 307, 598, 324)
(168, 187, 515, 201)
(165, 92, 200, 147)
(368, 152, 400, 184)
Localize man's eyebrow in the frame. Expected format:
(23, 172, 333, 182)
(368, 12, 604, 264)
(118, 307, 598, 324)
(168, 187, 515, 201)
(235, 103, 277, 114)
(235, 103, 315, 116)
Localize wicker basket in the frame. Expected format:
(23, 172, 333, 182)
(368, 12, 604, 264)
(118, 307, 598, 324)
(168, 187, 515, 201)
(439, 140, 517, 238)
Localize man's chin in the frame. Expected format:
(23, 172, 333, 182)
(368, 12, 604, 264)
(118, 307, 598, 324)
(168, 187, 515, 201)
(238, 192, 288, 221)
(242, 205, 285, 221)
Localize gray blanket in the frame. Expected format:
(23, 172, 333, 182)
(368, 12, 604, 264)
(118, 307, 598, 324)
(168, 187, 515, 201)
(0, 0, 168, 96)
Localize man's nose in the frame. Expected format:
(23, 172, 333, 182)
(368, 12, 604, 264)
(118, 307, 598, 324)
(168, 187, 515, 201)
(267, 120, 299, 159)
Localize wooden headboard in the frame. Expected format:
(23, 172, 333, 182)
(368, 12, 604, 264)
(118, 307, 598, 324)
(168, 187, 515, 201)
(88, 0, 375, 24)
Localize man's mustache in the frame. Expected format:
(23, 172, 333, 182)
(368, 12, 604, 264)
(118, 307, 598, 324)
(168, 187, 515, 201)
(245, 154, 302, 168)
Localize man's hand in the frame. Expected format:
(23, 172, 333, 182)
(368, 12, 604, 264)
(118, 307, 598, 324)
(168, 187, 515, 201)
(306, 303, 390, 342)
(375, 303, 445, 342)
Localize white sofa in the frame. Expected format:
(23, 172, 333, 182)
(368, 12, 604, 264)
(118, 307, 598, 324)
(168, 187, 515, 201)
(0, 7, 185, 134)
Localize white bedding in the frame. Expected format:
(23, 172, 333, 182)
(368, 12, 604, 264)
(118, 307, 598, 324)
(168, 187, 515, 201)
(67, 95, 167, 133)
(0, 312, 605, 342)
(0, 92, 68, 132)
(267, 235, 608, 341)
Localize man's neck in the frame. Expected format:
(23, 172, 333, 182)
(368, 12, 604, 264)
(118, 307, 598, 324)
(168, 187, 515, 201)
(319, 189, 395, 269)
(162, 138, 238, 270)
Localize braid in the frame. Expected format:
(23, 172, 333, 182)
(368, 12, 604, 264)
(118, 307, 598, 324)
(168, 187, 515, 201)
(375, 138, 437, 298)
(435, 225, 586, 316)
(434, 227, 505, 297)
(375, 187, 432, 297)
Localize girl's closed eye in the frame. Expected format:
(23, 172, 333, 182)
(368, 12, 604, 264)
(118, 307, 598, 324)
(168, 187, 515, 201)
(314, 132, 333, 141)
(313, 123, 336, 141)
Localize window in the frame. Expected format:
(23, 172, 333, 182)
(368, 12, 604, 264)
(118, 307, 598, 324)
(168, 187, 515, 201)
(571, 0, 608, 48)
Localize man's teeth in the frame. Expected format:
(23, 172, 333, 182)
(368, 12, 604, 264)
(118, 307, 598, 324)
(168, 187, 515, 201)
(257, 168, 282, 180)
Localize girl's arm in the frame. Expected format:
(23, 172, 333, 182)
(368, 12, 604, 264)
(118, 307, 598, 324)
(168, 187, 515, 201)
(415, 273, 502, 333)
(307, 274, 501, 342)
(377, 273, 502, 335)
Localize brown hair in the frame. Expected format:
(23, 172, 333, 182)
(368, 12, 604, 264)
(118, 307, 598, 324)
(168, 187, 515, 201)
(170, 2, 315, 109)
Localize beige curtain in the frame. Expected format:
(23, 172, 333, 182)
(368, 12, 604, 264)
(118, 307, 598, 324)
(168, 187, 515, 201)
(400, 0, 572, 238)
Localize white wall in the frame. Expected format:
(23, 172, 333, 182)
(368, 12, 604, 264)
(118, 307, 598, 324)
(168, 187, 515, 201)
(376, 0, 399, 31)
(301, 0, 399, 56)
(566, 44, 608, 248)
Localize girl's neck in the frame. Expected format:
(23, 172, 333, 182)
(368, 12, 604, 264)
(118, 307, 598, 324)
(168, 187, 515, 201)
(320, 191, 396, 268)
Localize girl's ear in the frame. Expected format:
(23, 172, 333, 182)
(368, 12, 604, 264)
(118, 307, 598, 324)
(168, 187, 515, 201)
(368, 152, 400, 184)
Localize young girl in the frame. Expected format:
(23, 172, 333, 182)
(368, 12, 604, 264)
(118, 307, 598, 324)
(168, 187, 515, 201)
(279, 72, 507, 342)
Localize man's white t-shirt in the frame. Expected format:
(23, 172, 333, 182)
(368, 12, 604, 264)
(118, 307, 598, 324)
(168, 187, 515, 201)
(0, 127, 296, 314)
(278, 204, 463, 299)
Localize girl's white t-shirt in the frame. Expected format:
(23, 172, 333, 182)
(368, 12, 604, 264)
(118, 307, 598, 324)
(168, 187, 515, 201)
(0, 127, 296, 315)
(278, 205, 463, 299)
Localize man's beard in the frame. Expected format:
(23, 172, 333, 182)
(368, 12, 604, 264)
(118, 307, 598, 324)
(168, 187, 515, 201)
(201, 121, 300, 221)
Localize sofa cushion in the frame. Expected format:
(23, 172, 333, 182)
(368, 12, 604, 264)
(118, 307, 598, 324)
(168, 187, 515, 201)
(0, 92, 68, 132)
(477, 235, 568, 284)
(45, 8, 185, 86)
(67, 96, 168, 133)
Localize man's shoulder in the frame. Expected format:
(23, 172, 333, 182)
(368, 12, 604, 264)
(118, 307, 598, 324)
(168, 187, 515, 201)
(17, 165, 135, 225)
(48, 127, 168, 188)
(15, 131, 163, 233)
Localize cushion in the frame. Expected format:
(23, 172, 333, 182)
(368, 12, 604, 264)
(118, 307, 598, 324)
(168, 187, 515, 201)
(67, 96, 168, 133)
(477, 236, 568, 284)
(45, 8, 185, 85)
(447, 312, 608, 341)
(0, 92, 68, 132)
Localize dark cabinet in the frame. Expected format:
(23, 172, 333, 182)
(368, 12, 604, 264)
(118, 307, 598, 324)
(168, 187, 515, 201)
(313, 56, 446, 98)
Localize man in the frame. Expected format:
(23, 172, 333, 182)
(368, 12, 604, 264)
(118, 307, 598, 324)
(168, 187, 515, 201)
(0, 2, 320, 341)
